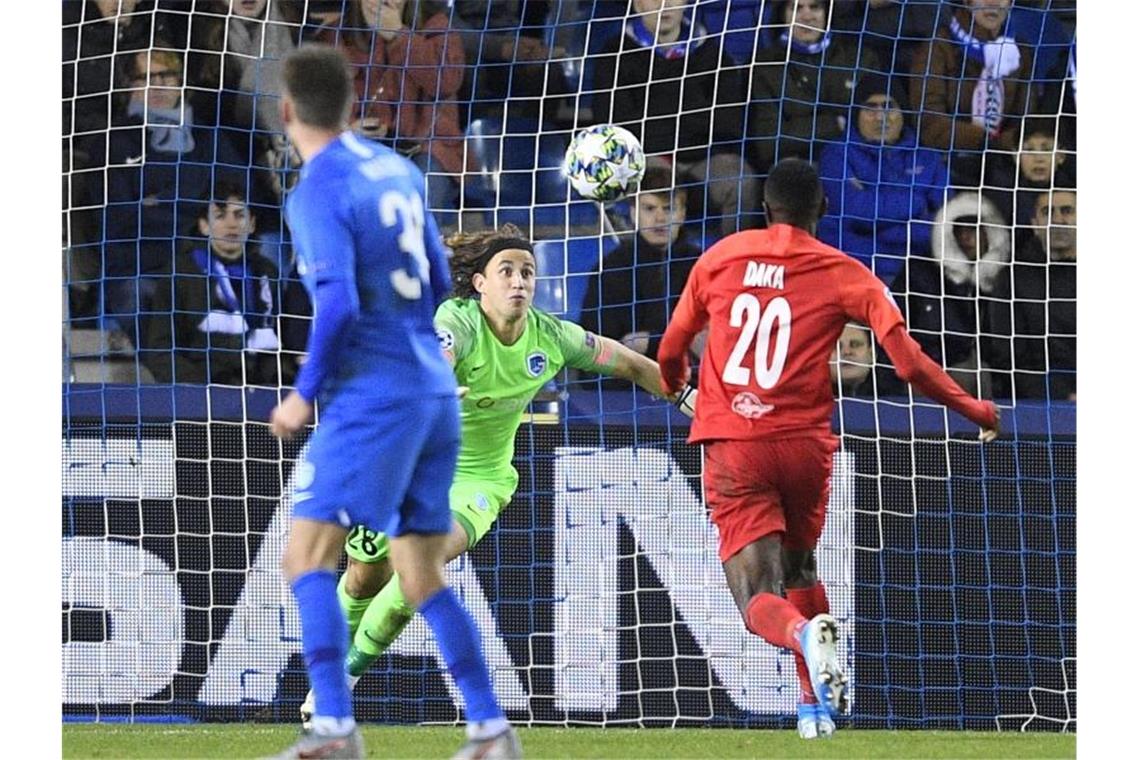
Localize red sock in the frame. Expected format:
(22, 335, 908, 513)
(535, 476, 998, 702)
(744, 592, 807, 651)
(787, 583, 830, 704)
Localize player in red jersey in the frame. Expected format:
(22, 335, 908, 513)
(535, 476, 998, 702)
(658, 159, 1000, 739)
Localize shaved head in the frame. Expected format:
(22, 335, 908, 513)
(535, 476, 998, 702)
(763, 159, 826, 228)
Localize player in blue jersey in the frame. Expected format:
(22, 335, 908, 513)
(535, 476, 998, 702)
(268, 45, 519, 760)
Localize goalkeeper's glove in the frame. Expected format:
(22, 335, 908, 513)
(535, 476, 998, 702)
(674, 384, 698, 418)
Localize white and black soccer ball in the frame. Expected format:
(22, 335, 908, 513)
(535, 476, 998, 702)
(563, 124, 647, 202)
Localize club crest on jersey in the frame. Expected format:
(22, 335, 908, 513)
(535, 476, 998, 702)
(526, 351, 547, 377)
(731, 392, 775, 420)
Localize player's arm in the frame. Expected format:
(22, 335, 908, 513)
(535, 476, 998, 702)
(291, 196, 360, 404)
(558, 319, 697, 416)
(658, 267, 708, 395)
(434, 298, 476, 394)
(879, 327, 1000, 440)
(271, 192, 360, 438)
(840, 264, 1000, 440)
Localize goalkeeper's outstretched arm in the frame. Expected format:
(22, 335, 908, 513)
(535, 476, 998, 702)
(591, 333, 697, 415)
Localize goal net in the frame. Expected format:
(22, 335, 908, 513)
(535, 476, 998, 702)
(62, 0, 1075, 732)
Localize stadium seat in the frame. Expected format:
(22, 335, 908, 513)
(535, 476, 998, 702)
(533, 234, 620, 322)
(464, 117, 501, 211)
(464, 117, 598, 230)
(69, 357, 155, 384)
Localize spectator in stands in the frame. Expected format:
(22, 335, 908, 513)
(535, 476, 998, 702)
(63, 0, 149, 136)
(340, 0, 466, 230)
(909, 0, 1034, 187)
(278, 260, 314, 389)
(830, 0, 940, 79)
(592, 0, 755, 236)
(828, 323, 907, 398)
(829, 324, 873, 397)
(818, 73, 950, 290)
(904, 192, 1010, 397)
(580, 165, 701, 366)
(143, 181, 286, 386)
(102, 47, 247, 342)
(64, 0, 151, 322)
(189, 0, 300, 136)
(299, 0, 346, 44)
(989, 189, 1076, 401)
(985, 115, 1075, 228)
(748, 0, 883, 175)
(1006, 0, 1075, 116)
(449, 1, 567, 124)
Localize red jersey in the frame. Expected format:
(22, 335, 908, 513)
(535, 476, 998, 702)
(659, 224, 995, 443)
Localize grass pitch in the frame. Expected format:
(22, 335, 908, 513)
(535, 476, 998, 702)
(63, 724, 1075, 759)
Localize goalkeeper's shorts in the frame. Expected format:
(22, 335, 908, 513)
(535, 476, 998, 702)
(702, 435, 838, 562)
(344, 476, 516, 564)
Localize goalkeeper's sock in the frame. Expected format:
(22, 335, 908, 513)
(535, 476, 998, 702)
(345, 574, 416, 677)
(744, 592, 807, 652)
(419, 586, 505, 723)
(336, 573, 376, 640)
(291, 569, 354, 725)
(787, 583, 831, 704)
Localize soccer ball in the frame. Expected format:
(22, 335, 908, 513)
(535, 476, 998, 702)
(563, 124, 646, 202)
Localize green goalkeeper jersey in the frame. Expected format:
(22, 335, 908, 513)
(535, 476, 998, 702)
(434, 297, 612, 485)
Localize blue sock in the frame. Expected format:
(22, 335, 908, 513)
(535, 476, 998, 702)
(292, 569, 353, 722)
(419, 586, 505, 723)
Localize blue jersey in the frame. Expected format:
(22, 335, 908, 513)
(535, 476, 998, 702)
(285, 132, 456, 405)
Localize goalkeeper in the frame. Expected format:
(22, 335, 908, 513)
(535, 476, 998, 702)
(301, 223, 696, 723)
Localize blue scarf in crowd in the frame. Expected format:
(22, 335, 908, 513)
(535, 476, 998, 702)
(128, 100, 197, 154)
(947, 13, 1021, 136)
(780, 28, 832, 56)
(191, 248, 278, 349)
(626, 14, 704, 59)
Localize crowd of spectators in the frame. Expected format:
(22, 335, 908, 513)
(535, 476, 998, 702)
(62, 0, 1076, 402)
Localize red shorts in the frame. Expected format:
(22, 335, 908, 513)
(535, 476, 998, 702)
(702, 436, 838, 562)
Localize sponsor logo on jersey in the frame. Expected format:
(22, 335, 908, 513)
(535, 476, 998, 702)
(526, 351, 547, 377)
(475, 493, 490, 511)
(731, 392, 775, 420)
(436, 327, 455, 353)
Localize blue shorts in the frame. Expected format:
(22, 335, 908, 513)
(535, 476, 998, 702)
(291, 394, 459, 538)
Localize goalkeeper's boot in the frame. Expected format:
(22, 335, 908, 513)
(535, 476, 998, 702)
(814, 703, 837, 738)
(451, 727, 523, 760)
(271, 726, 364, 760)
(796, 702, 821, 739)
(299, 690, 314, 731)
(797, 613, 849, 718)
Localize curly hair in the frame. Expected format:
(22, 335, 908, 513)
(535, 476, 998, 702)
(444, 224, 531, 298)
